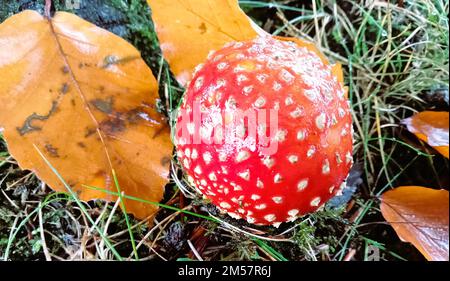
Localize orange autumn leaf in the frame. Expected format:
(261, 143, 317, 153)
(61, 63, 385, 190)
(147, 0, 345, 91)
(380, 186, 449, 261)
(0, 11, 172, 219)
(402, 111, 449, 158)
(147, 0, 257, 85)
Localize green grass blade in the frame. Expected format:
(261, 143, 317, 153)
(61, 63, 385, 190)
(83, 184, 220, 223)
(111, 169, 139, 260)
(253, 238, 288, 261)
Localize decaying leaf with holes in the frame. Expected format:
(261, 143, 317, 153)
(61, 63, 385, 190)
(146, 0, 345, 90)
(0, 10, 172, 219)
(402, 111, 449, 158)
(380, 186, 449, 261)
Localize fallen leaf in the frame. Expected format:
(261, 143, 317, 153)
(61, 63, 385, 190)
(402, 111, 449, 158)
(0, 10, 173, 219)
(380, 186, 449, 261)
(147, 0, 257, 85)
(146, 0, 345, 90)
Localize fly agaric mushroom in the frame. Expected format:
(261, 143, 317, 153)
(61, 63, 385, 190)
(175, 36, 353, 226)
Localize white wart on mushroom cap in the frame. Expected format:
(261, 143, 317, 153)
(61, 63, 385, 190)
(175, 36, 353, 226)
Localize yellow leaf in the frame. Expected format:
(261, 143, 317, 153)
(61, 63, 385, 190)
(380, 186, 449, 261)
(402, 111, 449, 158)
(147, 0, 257, 85)
(147, 0, 345, 92)
(0, 11, 172, 219)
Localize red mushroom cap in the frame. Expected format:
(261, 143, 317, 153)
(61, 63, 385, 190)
(175, 36, 353, 226)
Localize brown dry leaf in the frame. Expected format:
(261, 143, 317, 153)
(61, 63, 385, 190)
(380, 186, 449, 261)
(147, 0, 345, 90)
(402, 111, 449, 158)
(0, 10, 173, 219)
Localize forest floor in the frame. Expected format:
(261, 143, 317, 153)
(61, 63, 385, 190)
(0, 0, 448, 261)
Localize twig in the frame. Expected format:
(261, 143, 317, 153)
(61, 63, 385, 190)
(38, 202, 52, 261)
(343, 248, 356, 261)
(44, 0, 52, 19)
(187, 240, 203, 261)
(311, 0, 321, 46)
(98, 195, 121, 259)
(1, 189, 20, 209)
(88, 201, 110, 235)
